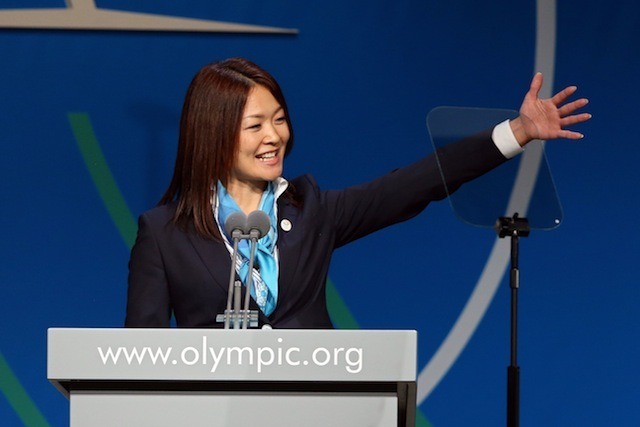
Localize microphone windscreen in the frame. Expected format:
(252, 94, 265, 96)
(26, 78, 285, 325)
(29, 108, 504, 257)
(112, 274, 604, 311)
(224, 211, 247, 235)
(247, 210, 271, 238)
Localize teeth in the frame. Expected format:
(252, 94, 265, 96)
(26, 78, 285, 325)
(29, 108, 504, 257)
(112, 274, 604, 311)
(258, 151, 276, 160)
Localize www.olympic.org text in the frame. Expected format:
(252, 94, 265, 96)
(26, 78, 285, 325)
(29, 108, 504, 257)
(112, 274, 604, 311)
(97, 336, 363, 374)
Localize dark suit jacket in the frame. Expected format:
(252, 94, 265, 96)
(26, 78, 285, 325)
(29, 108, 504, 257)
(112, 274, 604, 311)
(125, 131, 506, 328)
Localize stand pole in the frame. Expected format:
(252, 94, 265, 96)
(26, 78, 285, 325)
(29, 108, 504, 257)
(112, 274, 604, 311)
(495, 213, 529, 427)
(507, 228, 520, 427)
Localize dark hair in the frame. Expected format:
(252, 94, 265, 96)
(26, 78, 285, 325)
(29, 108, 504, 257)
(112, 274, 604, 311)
(160, 58, 295, 239)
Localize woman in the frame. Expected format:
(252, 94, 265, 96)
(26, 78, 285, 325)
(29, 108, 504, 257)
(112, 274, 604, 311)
(125, 58, 590, 328)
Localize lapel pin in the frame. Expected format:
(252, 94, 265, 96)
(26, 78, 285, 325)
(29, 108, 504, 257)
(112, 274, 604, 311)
(280, 219, 292, 232)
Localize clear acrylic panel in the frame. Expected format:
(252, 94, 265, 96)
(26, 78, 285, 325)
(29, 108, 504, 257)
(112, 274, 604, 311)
(427, 107, 563, 230)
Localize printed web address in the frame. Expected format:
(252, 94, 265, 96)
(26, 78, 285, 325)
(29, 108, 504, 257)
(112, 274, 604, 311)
(97, 336, 363, 374)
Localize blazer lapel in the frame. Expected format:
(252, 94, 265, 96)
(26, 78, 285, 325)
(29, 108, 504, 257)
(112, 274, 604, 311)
(275, 198, 300, 306)
(186, 231, 233, 294)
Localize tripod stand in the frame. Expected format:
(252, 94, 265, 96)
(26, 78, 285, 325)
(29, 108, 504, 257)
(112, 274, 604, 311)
(495, 213, 530, 427)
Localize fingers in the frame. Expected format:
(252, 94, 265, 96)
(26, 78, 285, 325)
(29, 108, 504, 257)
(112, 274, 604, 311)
(557, 110, 591, 140)
(558, 129, 585, 140)
(561, 112, 592, 127)
(557, 97, 589, 116)
(551, 85, 578, 105)
(526, 72, 543, 99)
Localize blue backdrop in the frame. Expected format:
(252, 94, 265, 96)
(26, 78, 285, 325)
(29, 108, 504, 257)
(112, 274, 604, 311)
(1, 1, 638, 426)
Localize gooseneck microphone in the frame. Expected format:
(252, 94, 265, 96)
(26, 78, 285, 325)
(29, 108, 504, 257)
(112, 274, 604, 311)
(247, 210, 271, 239)
(224, 211, 247, 239)
(223, 212, 247, 329)
(242, 210, 271, 327)
(218, 210, 271, 329)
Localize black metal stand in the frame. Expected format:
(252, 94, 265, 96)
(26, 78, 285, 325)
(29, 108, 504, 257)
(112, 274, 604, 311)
(495, 213, 530, 427)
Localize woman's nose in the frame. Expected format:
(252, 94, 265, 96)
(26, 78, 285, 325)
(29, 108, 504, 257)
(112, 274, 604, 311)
(263, 124, 282, 145)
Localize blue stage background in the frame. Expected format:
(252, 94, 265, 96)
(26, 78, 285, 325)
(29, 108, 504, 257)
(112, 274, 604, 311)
(1, 1, 638, 426)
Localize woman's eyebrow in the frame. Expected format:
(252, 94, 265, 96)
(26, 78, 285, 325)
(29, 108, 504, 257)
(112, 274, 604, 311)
(243, 106, 284, 120)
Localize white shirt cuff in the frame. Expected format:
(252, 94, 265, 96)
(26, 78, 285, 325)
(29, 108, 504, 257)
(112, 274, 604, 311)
(492, 119, 524, 159)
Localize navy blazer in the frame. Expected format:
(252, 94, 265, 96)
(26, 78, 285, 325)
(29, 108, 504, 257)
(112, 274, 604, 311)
(125, 131, 507, 328)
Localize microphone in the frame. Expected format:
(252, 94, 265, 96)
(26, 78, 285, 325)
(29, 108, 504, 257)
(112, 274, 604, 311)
(223, 212, 247, 329)
(243, 210, 271, 328)
(247, 210, 271, 239)
(224, 211, 247, 239)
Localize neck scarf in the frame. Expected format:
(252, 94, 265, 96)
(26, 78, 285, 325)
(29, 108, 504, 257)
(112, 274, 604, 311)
(216, 181, 278, 315)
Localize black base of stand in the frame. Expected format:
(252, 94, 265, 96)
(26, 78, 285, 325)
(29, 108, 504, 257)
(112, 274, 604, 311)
(507, 366, 520, 426)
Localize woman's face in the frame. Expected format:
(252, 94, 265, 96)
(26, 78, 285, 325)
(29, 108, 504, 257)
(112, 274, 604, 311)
(230, 85, 290, 190)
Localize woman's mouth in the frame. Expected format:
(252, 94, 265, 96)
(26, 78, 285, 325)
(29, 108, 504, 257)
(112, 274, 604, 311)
(256, 151, 278, 161)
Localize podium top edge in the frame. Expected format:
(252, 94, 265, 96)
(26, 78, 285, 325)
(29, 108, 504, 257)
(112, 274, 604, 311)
(47, 328, 418, 334)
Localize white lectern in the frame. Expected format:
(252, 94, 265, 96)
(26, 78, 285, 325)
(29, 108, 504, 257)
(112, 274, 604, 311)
(48, 328, 417, 427)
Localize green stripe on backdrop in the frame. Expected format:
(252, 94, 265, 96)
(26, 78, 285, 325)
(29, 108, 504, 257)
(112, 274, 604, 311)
(325, 277, 360, 329)
(68, 112, 137, 250)
(69, 112, 433, 427)
(0, 352, 50, 426)
(416, 409, 434, 427)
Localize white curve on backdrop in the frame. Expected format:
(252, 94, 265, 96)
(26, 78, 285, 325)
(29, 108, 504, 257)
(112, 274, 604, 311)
(0, 0, 297, 33)
(416, 0, 557, 405)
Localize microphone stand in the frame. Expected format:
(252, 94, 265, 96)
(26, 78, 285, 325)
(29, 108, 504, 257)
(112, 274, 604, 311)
(217, 210, 268, 330)
(242, 232, 259, 329)
(495, 213, 530, 427)
(217, 230, 259, 329)
(224, 228, 242, 329)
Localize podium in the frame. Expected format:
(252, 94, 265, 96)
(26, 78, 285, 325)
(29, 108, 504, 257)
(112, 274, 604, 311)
(48, 328, 417, 427)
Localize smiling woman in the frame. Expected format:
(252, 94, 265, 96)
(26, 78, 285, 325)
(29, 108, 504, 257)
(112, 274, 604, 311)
(231, 85, 290, 212)
(124, 57, 590, 330)
(157, 58, 295, 241)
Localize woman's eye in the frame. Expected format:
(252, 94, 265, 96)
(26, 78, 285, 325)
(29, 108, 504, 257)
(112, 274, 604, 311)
(275, 116, 287, 124)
